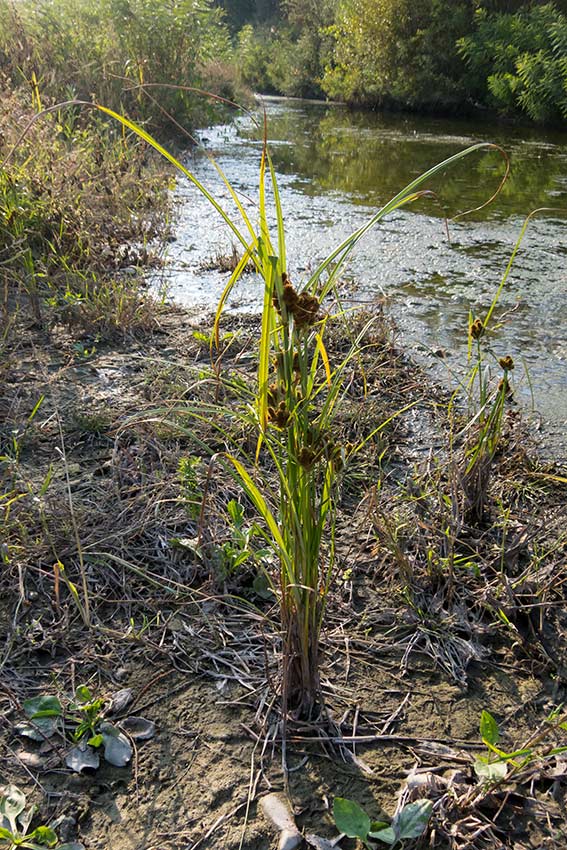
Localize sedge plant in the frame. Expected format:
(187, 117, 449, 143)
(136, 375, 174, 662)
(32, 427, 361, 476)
(460, 316, 514, 525)
(6, 95, 508, 716)
(455, 209, 551, 525)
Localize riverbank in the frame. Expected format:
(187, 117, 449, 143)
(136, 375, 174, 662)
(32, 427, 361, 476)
(235, 1, 567, 128)
(2, 290, 567, 848)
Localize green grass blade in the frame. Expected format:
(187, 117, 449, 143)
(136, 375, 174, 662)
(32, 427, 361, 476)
(213, 240, 256, 350)
(267, 150, 286, 274)
(256, 252, 278, 445)
(484, 207, 560, 328)
(93, 104, 249, 253)
(219, 452, 288, 561)
(306, 143, 505, 296)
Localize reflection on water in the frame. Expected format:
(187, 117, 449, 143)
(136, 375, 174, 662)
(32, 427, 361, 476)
(157, 99, 567, 458)
(241, 103, 567, 220)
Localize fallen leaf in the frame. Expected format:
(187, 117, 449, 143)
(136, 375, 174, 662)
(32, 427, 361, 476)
(109, 689, 134, 715)
(66, 743, 100, 773)
(119, 717, 156, 741)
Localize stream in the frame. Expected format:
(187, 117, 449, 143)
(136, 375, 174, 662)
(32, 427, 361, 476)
(155, 98, 567, 459)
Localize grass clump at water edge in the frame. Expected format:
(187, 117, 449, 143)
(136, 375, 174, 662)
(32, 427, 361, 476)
(6, 95, 510, 721)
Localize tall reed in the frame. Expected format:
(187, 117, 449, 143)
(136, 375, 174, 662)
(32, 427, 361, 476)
(458, 210, 549, 525)
(10, 97, 507, 714)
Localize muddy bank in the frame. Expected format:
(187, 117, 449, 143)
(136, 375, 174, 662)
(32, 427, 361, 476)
(1, 301, 566, 849)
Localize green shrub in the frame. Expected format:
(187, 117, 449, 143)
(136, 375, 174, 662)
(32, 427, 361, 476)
(0, 0, 236, 131)
(0, 92, 167, 334)
(236, 1, 335, 98)
(458, 3, 567, 122)
(322, 0, 473, 110)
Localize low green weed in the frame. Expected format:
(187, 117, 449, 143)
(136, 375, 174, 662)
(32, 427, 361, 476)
(474, 707, 567, 785)
(0, 92, 167, 338)
(178, 455, 203, 519)
(333, 796, 432, 848)
(451, 211, 546, 526)
(216, 499, 271, 580)
(0, 785, 83, 849)
(15, 685, 142, 771)
(458, 316, 515, 525)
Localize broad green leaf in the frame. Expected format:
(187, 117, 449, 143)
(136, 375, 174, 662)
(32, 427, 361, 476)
(23, 696, 62, 719)
(227, 500, 244, 527)
(65, 743, 100, 773)
(88, 734, 104, 748)
(74, 686, 92, 704)
(15, 716, 60, 741)
(0, 825, 15, 840)
(332, 798, 370, 841)
(392, 800, 433, 840)
(0, 785, 26, 832)
(480, 710, 499, 746)
(370, 821, 389, 832)
(100, 723, 132, 767)
(474, 758, 508, 781)
(28, 825, 57, 846)
(252, 571, 275, 600)
(368, 826, 396, 845)
(18, 805, 35, 835)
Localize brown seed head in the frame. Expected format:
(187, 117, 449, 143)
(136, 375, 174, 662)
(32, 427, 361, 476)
(282, 282, 299, 308)
(470, 318, 484, 340)
(268, 400, 290, 428)
(297, 447, 316, 469)
(499, 355, 514, 372)
(498, 377, 513, 396)
(293, 292, 320, 328)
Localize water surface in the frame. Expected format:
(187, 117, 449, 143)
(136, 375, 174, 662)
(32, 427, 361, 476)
(157, 99, 567, 458)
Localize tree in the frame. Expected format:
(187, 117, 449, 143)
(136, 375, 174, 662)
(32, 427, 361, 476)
(323, 0, 475, 110)
(458, 2, 567, 121)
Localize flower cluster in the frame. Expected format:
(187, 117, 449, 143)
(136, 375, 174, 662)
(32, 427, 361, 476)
(268, 401, 291, 428)
(273, 273, 320, 329)
(470, 318, 484, 340)
(295, 424, 353, 471)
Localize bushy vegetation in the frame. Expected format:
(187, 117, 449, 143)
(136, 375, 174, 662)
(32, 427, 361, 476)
(0, 92, 168, 335)
(228, 0, 567, 124)
(0, 0, 245, 338)
(0, 0, 238, 131)
(236, 1, 335, 98)
(322, 0, 474, 111)
(458, 3, 567, 122)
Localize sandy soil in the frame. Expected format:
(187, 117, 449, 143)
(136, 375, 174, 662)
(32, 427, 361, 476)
(1, 301, 566, 850)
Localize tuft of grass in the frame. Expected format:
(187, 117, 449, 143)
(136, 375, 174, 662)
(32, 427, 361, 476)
(453, 210, 549, 527)
(90, 101, 506, 716)
(10, 95, 508, 716)
(0, 91, 168, 338)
